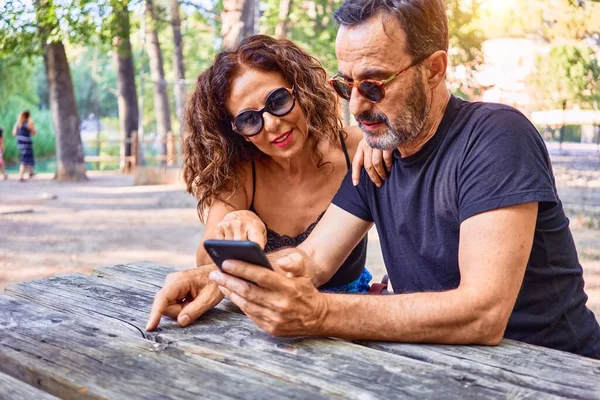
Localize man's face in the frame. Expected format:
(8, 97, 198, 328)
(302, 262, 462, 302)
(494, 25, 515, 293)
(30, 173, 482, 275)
(335, 13, 429, 150)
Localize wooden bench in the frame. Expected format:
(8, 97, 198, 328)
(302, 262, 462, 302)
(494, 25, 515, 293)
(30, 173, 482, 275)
(1, 261, 599, 399)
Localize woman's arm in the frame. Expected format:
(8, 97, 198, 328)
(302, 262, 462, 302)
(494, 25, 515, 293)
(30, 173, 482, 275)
(12, 124, 17, 136)
(195, 165, 266, 266)
(196, 194, 248, 266)
(28, 121, 36, 136)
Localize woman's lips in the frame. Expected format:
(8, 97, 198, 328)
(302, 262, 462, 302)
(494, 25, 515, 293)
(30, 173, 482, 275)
(272, 129, 294, 147)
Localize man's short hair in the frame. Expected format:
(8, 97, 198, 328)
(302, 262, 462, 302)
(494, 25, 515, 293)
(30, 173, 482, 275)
(333, 0, 448, 61)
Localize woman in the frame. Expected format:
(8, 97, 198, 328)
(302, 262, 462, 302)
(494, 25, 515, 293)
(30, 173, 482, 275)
(0, 127, 7, 180)
(165, 35, 391, 328)
(13, 110, 36, 182)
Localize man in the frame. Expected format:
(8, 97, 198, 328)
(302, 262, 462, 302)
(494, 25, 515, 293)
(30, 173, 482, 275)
(147, 0, 600, 359)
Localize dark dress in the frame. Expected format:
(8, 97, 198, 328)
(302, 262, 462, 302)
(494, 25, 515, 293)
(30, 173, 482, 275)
(249, 133, 371, 293)
(17, 121, 35, 166)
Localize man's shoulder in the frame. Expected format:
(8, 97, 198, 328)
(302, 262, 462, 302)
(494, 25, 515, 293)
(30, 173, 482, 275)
(459, 100, 533, 127)
(451, 98, 539, 143)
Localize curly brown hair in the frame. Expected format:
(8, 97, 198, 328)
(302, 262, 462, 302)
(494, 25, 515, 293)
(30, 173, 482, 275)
(183, 35, 343, 221)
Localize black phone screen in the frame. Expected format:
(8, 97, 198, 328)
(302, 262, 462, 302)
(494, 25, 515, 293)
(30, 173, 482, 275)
(203, 239, 273, 270)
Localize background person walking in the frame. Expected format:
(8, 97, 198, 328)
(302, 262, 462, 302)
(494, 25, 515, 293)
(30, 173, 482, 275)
(12, 110, 36, 182)
(0, 127, 7, 180)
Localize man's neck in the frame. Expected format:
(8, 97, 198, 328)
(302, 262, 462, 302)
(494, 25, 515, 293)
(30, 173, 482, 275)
(397, 88, 451, 158)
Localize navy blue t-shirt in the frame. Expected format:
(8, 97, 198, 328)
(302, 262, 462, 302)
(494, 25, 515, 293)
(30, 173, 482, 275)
(332, 95, 600, 358)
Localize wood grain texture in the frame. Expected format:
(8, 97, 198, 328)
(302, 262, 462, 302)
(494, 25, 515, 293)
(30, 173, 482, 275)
(0, 295, 330, 400)
(358, 341, 600, 399)
(96, 262, 600, 398)
(4, 272, 238, 338)
(5, 273, 505, 398)
(4, 274, 505, 399)
(0, 371, 59, 400)
(5, 274, 148, 338)
(6, 268, 590, 399)
(91, 260, 243, 314)
(91, 260, 182, 290)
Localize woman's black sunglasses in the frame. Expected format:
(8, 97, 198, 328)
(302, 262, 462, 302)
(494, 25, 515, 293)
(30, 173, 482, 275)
(231, 86, 296, 137)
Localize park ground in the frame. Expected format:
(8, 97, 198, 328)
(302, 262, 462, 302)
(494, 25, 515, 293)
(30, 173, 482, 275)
(1, 152, 599, 321)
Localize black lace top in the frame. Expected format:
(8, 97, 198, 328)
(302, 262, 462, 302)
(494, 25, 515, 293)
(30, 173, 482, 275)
(249, 133, 367, 289)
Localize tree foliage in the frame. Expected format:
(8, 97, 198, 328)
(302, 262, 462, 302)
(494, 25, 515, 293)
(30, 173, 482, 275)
(261, 0, 342, 74)
(2, 0, 600, 167)
(533, 44, 600, 109)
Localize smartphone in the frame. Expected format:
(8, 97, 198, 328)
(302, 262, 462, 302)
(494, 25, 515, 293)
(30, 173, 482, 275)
(203, 239, 273, 270)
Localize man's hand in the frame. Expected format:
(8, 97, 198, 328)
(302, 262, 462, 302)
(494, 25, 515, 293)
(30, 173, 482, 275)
(208, 251, 328, 337)
(213, 210, 267, 249)
(146, 265, 224, 331)
(352, 138, 393, 187)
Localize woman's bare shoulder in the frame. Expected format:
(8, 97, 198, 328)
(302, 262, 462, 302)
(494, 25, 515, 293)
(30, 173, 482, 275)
(233, 161, 254, 208)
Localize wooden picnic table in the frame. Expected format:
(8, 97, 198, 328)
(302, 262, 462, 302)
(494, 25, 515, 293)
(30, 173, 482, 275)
(1, 261, 599, 399)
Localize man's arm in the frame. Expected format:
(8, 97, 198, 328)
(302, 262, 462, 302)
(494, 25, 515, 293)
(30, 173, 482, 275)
(316, 202, 537, 344)
(298, 204, 373, 286)
(211, 202, 536, 345)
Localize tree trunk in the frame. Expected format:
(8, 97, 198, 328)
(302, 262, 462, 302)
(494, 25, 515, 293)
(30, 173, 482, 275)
(146, 0, 171, 162)
(112, 0, 139, 172)
(171, 0, 186, 120)
(43, 42, 87, 180)
(35, 0, 86, 181)
(221, 0, 258, 50)
(275, 0, 293, 39)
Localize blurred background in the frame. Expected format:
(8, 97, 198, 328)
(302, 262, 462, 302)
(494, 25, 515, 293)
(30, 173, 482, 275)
(0, 0, 599, 171)
(0, 0, 599, 317)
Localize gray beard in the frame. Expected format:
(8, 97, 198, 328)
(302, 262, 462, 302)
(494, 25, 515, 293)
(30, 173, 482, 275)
(361, 70, 430, 150)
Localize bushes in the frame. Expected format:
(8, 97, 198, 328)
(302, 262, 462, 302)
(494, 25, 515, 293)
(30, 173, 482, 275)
(536, 124, 583, 142)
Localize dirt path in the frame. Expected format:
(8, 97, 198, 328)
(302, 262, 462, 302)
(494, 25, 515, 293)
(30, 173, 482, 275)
(1, 166, 599, 319)
(0, 172, 201, 288)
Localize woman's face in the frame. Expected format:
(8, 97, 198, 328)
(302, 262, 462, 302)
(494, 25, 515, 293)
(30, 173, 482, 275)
(227, 68, 309, 159)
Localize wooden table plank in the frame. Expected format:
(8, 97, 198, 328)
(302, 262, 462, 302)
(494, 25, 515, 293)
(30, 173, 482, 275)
(5, 274, 503, 398)
(94, 263, 600, 397)
(0, 371, 59, 400)
(5, 273, 239, 339)
(91, 260, 182, 290)
(91, 261, 243, 314)
(359, 341, 600, 399)
(0, 295, 330, 400)
(5, 274, 147, 338)
(5, 272, 578, 399)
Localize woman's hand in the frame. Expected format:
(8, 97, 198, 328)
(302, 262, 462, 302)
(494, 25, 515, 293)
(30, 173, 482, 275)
(352, 138, 393, 187)
(146, 264, 223, 330)
(213, 210, 268, 249)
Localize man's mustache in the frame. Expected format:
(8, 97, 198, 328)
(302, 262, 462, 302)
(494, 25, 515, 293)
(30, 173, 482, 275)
(356, 112, 389, 125)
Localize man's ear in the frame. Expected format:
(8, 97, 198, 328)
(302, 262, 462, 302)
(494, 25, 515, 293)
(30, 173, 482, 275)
(426, 50, 448, 89)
